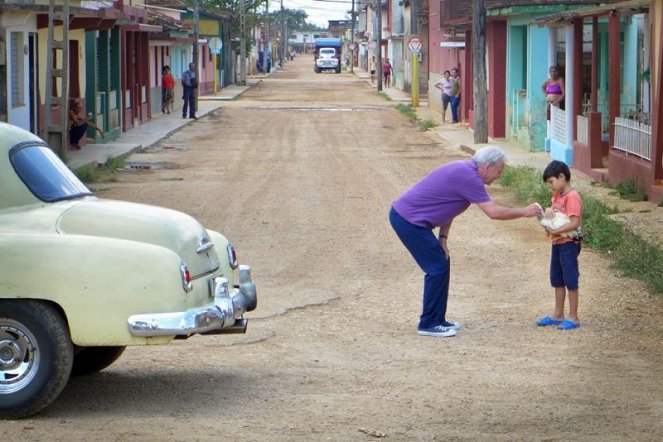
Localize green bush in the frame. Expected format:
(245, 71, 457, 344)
(418, 119, 438, 131)
(615, 177, 647, 202)
(395, 104, 437, 131)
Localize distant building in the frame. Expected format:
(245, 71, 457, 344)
(288, 31, 327, 53)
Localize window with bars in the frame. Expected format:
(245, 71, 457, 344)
(10, 32, 24, 108)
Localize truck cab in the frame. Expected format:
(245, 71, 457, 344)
(314, 38, 342, 74)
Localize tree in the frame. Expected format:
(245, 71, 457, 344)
(472, 0, 487, 143)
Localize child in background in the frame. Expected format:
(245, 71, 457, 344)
(536, 160, 583, 330)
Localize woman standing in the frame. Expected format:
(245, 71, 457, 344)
(433, 71, 453, 124)
(433, 70, 453, 124)
(383, 58, 392, 87)
(162, 65, 175, 114)
(542, 65, 565, 118)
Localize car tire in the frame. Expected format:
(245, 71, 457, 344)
(71, 346, 126, 376)
(0, 300, 73, 419)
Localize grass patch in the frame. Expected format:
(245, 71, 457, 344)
(395, 103, 438, 131)
(499, 165, 663, 296)
(378, 91, 392, 101)
(74, 156, 126, 184)
(614, 177, 648, 202)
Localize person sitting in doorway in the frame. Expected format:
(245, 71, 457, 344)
(69, 98, 104, 151)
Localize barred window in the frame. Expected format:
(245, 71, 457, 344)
(10, 32, 24, 108)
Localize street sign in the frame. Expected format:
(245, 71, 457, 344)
(208, 37, 222, 54)
(408, 35, 423, 53)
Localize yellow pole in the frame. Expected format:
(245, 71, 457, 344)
(412, 52, 419, 108)
(214, 54, 218, 94)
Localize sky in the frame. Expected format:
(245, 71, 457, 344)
(279, 0, 354, 28)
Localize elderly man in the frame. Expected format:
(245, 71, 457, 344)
(390, 145, 541, 338)
(181, 63, 198, 119)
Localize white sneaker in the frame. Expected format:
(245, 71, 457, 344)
(417, 325, 457, 337)
(440, 320, 462, 331)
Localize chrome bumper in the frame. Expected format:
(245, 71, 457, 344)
(127, 265, 257, 337)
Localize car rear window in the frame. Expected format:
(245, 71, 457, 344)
(10, 143, 93, 202)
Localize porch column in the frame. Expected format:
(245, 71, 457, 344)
(548, 27, 556, 68)
(591, 16, 598, 112)
(573, 19, 583, 140)
(564, 23, 575, 163)
(608, 11, 621, 148)
(651, 6, 663, 186)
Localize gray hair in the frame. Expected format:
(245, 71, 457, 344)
(473, 145, 509, 165)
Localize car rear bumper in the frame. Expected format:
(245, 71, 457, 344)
(127, 265, 257, 337)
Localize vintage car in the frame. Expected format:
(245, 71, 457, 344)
(0, 122, 257, 418)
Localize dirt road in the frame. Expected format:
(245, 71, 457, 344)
(8, 57, 663, 441)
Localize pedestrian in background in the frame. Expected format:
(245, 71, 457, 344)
(390, 146, 542, 338)
(370, 56, 376, 85)
(433, 70, 453, 124)
(181, 63, 198, 119)
(68, 98, 104, 150)
(542, 65, 565, 120)
(450, 67, 461, 123)
(383, 58, 392, 87)
(162, 65, 174, 114)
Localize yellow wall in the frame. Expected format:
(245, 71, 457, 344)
(37, 28, 86, 105)
(200, 19, 219, 36)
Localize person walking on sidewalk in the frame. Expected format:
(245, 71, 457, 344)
(390, 146, 542, 338)
(182, 63, 198, 119)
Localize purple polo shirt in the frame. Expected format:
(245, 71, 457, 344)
(392, 160, 491, 229)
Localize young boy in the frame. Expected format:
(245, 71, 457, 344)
(537, 160, 583, 330)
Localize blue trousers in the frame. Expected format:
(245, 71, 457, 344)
(390, 207, 450, 329)
(182, 87, 196, 118)
(450, 96, 460, 123)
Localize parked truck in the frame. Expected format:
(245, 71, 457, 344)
(314, 38, 342, 74)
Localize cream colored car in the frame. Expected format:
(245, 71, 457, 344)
(0, 123, 257, 418)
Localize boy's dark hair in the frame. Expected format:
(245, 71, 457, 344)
(543, 160, 571, 182)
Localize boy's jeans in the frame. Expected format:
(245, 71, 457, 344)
(389, 207, 450, 329)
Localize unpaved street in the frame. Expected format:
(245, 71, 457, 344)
(8, 57, 663, 441)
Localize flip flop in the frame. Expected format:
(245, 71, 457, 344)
(557, 319, 580, 330)
(537, 315, 563, 326)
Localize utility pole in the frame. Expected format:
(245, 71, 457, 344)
(472, 0, 487, 143)
(350, 0, 355, 73)
(239, 0, 246, 85)
(193, 0, 200, 108)
(376, 0, 382, 91)
(263, 0, 269, 74)
(280, 0, 285, 67)
(193, 0, 200, 67)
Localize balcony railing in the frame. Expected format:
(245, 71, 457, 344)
(576, 115, 588, 145)
(613, 117, 652, 161)
(549, 105, 567, 144)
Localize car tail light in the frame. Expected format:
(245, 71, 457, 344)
(227, 244, 238, 269)
(180, 263, 193, 292)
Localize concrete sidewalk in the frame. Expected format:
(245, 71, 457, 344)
(66, 80, 262, 170)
